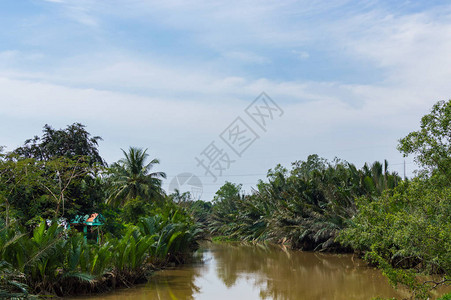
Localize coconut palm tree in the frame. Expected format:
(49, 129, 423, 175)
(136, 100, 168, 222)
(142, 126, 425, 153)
(106, 147, 166, 206)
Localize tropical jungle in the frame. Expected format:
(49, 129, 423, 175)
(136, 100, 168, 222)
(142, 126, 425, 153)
(1, 100, 450, 299)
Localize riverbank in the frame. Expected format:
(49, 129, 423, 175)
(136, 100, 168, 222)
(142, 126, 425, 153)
(73, 242, 451, 300)
(0, 211, 201, 298)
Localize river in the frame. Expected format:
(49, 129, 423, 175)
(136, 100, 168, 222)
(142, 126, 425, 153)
(75, 242, 448, 300)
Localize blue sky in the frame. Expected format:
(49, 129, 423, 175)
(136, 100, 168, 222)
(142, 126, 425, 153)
(1, 0, 451, 199)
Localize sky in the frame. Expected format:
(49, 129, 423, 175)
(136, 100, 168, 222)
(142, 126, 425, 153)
(1, 0, 451, 200)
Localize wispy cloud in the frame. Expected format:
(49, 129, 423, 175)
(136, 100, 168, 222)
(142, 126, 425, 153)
(1, 0, 451, 198)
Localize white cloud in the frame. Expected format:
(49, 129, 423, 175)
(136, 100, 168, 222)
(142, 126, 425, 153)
(2, 0, 451, 199)
(335, 9, 451, 87)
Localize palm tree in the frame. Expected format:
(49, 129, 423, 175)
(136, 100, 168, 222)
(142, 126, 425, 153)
(106, 147, 166, 206)
(361, 160, 401, 195)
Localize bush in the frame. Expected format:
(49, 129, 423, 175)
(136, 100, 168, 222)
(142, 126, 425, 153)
(339, 178, 451, 299)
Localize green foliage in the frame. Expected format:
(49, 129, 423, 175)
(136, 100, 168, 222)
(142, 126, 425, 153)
(121, 197, 152, 223)
(169, 189, 193, 204)
(14, 123, 104, 166)
(0, 260, 35, 299)
(210, 182, 243, 236)
(211, 235, 240, 242)
(0, 204, 200, 296)
(398, 99, 451, 182)
(0, 123, 107, 225)
(210, 157, 400, 251)
(97, 204, 125, 237)
(438, 292, 451, 300)
(0, 153, 102, 224)
(0, 123, 202, 297)
(184, 199, 212, 235)
(339, 178, 451, 299)
(339, 100, 451, 299)
(106, 147, 166, 207)
(213, 181, 242, 204)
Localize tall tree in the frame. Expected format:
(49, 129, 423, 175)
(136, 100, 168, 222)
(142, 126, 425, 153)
(14, 123, 104, 166)
(398, 99, 451, 182)
(4, 123, 105, 223)
(106, 147, 166, 207)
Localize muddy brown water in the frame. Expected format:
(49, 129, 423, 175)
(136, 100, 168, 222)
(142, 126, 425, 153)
(74, 242, 449, 300)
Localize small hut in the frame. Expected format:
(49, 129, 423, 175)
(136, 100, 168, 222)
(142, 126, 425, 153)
(70, 213, 104, 242)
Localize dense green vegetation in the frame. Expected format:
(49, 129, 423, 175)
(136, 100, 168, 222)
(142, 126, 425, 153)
(338, 178, 450, 299)
(0, 124, 201, 298)
(0, 211, 198, 297)
(209, 157, 401, 251)
(1, 100, 450, 299)
(339, 100, 451, 299)
(208, 100, 451, 299)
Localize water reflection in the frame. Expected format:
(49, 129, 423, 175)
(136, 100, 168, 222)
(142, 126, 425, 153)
(207, 242, 408, 300)
(76, 242, 419, 300)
